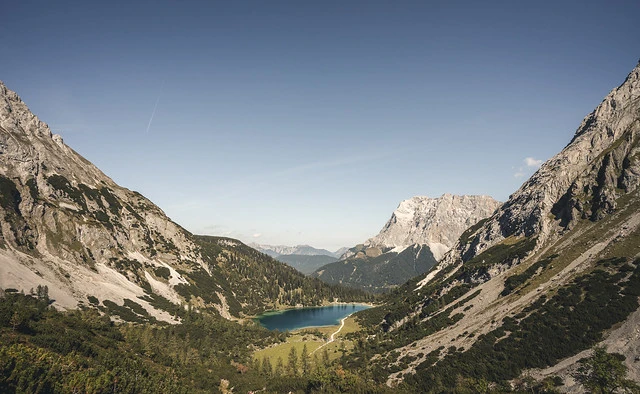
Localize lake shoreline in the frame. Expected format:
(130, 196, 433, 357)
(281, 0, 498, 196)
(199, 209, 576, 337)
(255, 303, 372, 331)
(255, 301, 376, 318)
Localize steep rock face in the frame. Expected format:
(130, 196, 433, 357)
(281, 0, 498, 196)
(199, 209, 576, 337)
(0, 82, 203, 321)
(364, 194, 500, 261)
(444, 63, 640, 270)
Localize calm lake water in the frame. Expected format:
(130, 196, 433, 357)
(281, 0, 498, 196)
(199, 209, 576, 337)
(256, 304, 371, 331)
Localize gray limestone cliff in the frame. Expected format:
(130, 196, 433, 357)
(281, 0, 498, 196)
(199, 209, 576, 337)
(314, 194, 500, 292)
(363, 194, 501, 261)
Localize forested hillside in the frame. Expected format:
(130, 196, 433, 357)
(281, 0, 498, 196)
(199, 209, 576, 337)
(0, 291, 394, 393)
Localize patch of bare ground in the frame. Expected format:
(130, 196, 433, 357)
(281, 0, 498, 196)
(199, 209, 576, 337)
(0, 248, 181, 324)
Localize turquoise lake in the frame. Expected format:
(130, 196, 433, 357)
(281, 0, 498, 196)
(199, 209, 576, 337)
(256, 304, 371, 331)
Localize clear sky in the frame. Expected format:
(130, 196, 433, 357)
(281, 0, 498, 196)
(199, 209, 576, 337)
(1, 1, 639, 250)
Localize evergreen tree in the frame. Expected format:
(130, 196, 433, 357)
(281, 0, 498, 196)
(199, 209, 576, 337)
(574, 346, 640, 394)
(287, 346, 298, 376)
(313, 353, 320, 373)
(339, 340, 346, 358)
(301, 344, 309, 375)
(261, 357, 272, 377)
(275, 356, 285, 376)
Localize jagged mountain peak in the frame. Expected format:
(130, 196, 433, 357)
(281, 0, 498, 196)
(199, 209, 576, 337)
(0, 81, 120, 191)
(365, 194, 501, 260)
(0, 81, 203, 321)
(315, 194, 500, 292)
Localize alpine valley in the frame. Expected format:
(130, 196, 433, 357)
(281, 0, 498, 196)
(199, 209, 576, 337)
(1, 60, 640, 394)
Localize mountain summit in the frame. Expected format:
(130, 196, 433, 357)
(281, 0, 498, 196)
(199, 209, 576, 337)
(0, 81, 199, 321)
(364, 194, 500, 261)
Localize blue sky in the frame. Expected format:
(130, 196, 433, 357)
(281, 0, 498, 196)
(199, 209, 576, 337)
(1, 1, 639, 250)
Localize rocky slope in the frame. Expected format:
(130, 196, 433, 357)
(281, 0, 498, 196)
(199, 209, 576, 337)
(354, 61, 640, 391)
(441, 63, 640, 273)
(0, 81, 367, 323)
(313, 194, 499, 292)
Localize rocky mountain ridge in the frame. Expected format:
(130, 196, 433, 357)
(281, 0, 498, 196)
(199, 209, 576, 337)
(0, 81, 367, 323)
(0, 81, 201, 321)
(352, 194, 501, 261)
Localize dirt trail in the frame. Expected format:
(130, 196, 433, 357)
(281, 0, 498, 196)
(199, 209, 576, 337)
(311, 314, 351, 355)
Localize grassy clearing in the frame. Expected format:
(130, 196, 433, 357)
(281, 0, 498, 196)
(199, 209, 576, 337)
(502, 236, 524, 246)
(335, 316, 361, 337)
(253, 334, 323, 364)
(253, 316, 362, 371)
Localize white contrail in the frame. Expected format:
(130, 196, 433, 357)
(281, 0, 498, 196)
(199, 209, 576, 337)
(145, 80, 165, 134)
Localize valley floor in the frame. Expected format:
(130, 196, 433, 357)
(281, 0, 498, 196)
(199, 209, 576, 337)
(253, 315, 362, 370)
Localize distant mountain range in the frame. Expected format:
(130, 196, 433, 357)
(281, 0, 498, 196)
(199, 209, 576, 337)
(250, 243, 345, 259)
(270, 254, 338, 275)
(249, 243, 346, 274)
(313, 194, 500, 292)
